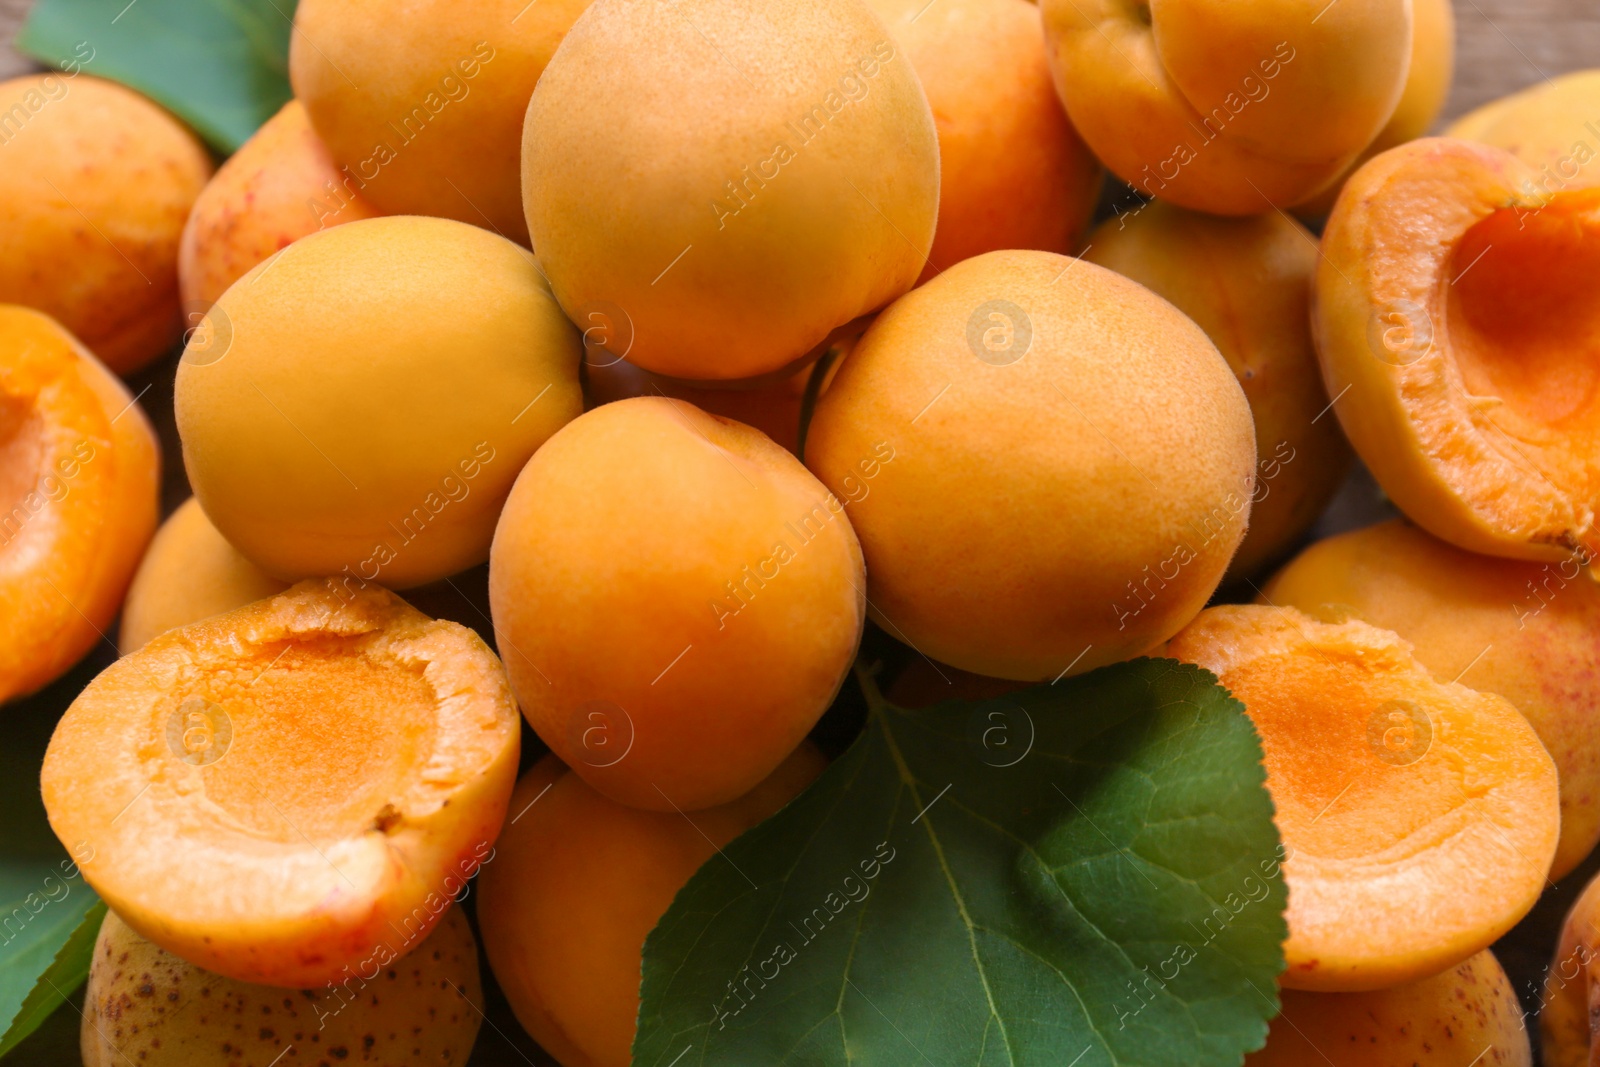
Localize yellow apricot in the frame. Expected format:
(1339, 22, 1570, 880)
(175, 215, 582, 587)
(0, 75, 211, 374)
(1446, 70, 1600, 193)
(489, 396, 863, 811)
(522, 0, 939, 380)
(806, 249, 1256, 681)
(1543, 866, 1600, 1066)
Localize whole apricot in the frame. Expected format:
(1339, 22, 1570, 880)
(478, 747, 825, 1067)
(41, 580, 520, 987)
(805, 249, 1256, 681)
(0, 306, 159, 703)
(0, 74, 211, 374)
(489, 396, 863, 811)
(175, 215, 582, 587)
(522, 0, 939, 380)
(1446, 70, 1600, 194)
(1085, 202, 1350, 579)
(1543, 866, 1600, 1066)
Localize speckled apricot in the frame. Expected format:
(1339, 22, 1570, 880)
(1446, 70, 1600, 194)
(1543, 866, 1600, 1066)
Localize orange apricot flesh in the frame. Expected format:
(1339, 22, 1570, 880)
(0, 306, 160, 702)
(1168, 604, 1558, 992)
(41, 579, 520, 988)
(1543, 866, 1600, 1066)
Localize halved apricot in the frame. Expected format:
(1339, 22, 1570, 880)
(1544, 866, 1600, 1066)
(1168, 604, 1558, 992)
(41, 579, 520, 987)
(0, 305, 159, 702)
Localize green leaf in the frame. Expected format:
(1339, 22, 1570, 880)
(0, 898, 104, 1058)
(635, 658, 1287, 1067)
(17, 0, 297, 152)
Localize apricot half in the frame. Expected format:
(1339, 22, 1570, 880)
(489, 396, 863, 811)
(1168, 604, 1558, 991)
(1447, 70, 1600, 195)
(1316, 137, 1600, 562)
(41, 580, 520, 987)
(0, 306, 159, 703)
(1543, 866, 1600, 1066)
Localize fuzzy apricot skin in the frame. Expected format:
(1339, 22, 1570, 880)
(1038, 0, 1410, 215)
(867, 0, 1100, 281)
(489, 396, 864, 812)
(0, 307, 159, 703)
(0, 75, 212, 374)
(1447, 70, 1600, 192)
(1084, 203, 1350, 579)
(1264, 519, 1600, 880)
(175, 216, 583, 588)
(522, 0, 939, 381)
(479, 748, 825, 1067)
(178, 100, 381, 313)
(1543, 868, 1600, 1066)
(806, 249, 1256, 682)
(81, 907, 483, 1065)
(291, 0, 591, 244)
(1168, 604, 1558, 992)
(1246, 949, 1530, 1066)
(41, 580, 520, 988)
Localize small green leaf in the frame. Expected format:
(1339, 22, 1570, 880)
(17, 0, 298, 152)
(0, 895, 104, 1058)
(635, 658, 1287, 1067)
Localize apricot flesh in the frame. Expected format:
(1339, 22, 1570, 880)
(1168, 604, 1558, 991)
(82, 906, 483, 1065)
(489, 396, 863, 811)
(0, 306, 160, 703)
(1265, 519, 1600, 880)
(1543, 865, 1600, 1066)
(41, 580, 520, 988)
(1447, 70, 1600, 194)
(478, 747, 825, 1067)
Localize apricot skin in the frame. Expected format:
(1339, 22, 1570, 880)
(1543, 867, 1600, 1067)
(82, 907, 483, 1065)
(1447, 69, 1600, 193)
(489, 396, 864, 812)
(805, 249, 1256, 681)
(478, 748, 825, 1067)
(0, 306, 160, 703)
(1264, 519, 1600, 880)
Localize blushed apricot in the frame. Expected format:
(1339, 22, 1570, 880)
(1264, 519, 1600, 879)
(866, 0, 1100, 280)
(1543, 866, 1600, 1066)
(479, 747, 825, 1067)
(522, 0, 939, 380)
(175, 215, 583, 587)
(1446, 70, 1600, 194)
(1315, 138, 1600, 561)
(1168, 604, 1558, 991)
(490, 396, 863, 811)
(1247, 950, 1529, 1066)
(82, 907, 482, 1065)
(806, 249, 1255, 681)
(1084, 203, 1350, 578)
(0, 306, 159, 703)
(119, 497, 287, 654)
(0, 75, 211, 374)
(41, 580, 520, 987)
(178, 100, 381, 313)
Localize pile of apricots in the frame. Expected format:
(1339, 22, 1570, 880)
(4, 0, 1600, 1062)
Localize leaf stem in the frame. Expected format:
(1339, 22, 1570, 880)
(852, 658, 888, 714)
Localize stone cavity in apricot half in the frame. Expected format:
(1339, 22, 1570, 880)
(1168, 604, 1558, 992)
(41, 580, 520, 988)
(1316, 137, 1600, 562)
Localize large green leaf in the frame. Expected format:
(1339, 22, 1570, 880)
(0, 900, 104, 1058)
(635, 658, 1287, 1066)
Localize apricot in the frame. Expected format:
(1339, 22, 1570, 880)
(866, 0, 1100, 280)
(805, 249, 1255, 681)
(175, 215, 583, 587)
(0, 74, 211, 374)
(489, 396, 863, 811)
(1246, 949, 1530, 1066)
(40, 579, 520, 987)
(1168, 604, 1559, 992)
(178, 100, 381, 313)
(884, 657, 1024, 709)
(1446, 70, 1600, 194)
(1264, 519, 1600, 879)
(119, 497, 288, 654)
(1543, 866, 1600, 1066)
(291, 0, 591, 244)
(479, 747, 825, 1067)
(0, 306, 159, 703)
(1084, 203, 1350, 579)
(1315, 137, 1600, 561)
(522, 0, 939, 380)
(1038, 0, 1411, 214)
(82, 906, 482, 1065)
